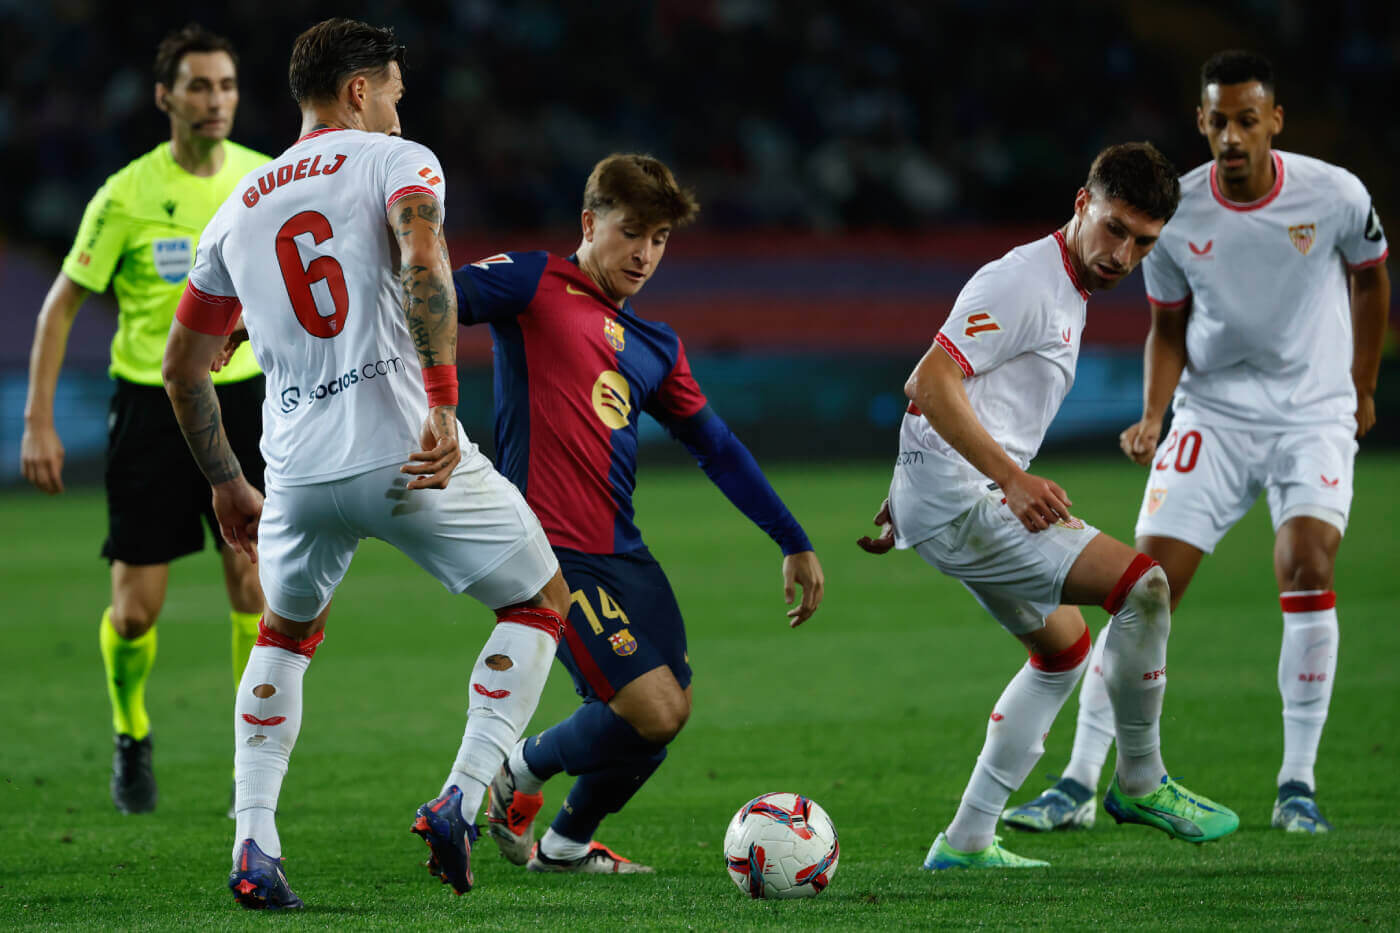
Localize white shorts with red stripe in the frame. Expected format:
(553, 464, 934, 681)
(257, 451, 557, 622)
(1133, 411, 1355, 553)
(913, 490, 1099, 635)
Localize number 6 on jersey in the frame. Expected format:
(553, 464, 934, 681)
(276, 210, 348, 337)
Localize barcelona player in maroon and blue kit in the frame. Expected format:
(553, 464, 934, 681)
(454, 154, 825, 872)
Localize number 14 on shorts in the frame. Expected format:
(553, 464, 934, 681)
(571, 586, 630, 635)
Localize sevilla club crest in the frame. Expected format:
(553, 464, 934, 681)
(1146, 488, 1167, 515)
(1288, 223, 1316, 256)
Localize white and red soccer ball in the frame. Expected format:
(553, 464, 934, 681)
(723, 793, 839, 899)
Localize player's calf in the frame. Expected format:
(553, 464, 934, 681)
(1100, 556, 1171, 796)
(441, 606, 563, 823)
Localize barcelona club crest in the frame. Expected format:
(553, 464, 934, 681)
(608, 628, 638, 657)
(1147, 488, 1168, 515)
(604, 317, 626, 352)
(1288, 223, 1316, 256)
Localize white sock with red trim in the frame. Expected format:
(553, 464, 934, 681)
(231, 623, 321, 862)
(1277, 591, 1339, 791)
(945, 632, 1090, 853)
(1101, 558, 1170, 796)
(1062, 628, 1115, 791)
(445, 608, 563, 820)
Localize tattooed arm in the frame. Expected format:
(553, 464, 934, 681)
(163, 320, 263, 558)
(392, 192, 461, 489)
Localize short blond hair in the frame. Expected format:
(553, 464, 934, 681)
(583, 154, 699, 228)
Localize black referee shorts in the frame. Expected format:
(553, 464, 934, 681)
(101, 376, 266, 566)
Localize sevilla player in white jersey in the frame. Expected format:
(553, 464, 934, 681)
(160, 18, 570, 909)
(859, 143, 1239, 870)
(1007, 51, 1389, 837)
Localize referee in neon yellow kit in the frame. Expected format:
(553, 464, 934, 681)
(20, 24, 269, 815)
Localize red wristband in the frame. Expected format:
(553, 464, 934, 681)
(422, 364, 458, 407)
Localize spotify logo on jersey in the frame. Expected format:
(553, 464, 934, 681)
(592, 370, 632, 430)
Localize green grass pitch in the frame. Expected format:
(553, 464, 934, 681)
(3, 454, 1398, 928)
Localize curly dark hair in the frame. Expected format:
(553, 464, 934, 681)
(289, 18, 405, 105)
(153, 23, 237, 88)
(1085, 142, 1181, 222)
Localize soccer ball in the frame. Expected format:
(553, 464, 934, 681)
(723, 793, 839, 899)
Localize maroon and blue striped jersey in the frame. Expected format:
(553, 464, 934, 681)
(456, 251, 709, 553)
(455, 251, 812, 558)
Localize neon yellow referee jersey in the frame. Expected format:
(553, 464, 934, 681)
(62, 140, 269, 385)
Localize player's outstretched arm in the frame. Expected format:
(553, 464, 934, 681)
(1350, 263, 1390, 439)
(1120, 301, 1189, 465)
(393, 192, 460, 490)
(20, 272, 90, 495)
(906, 340, 1070, 532)
(667, 406, 823, 625)
(162, 317, 262, 561)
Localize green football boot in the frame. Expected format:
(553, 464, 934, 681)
(1104, 775, 1239, 842)
(921, 832, 1050, 870)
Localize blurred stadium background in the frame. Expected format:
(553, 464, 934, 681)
(2, 0, 1396, 483)
(5, 5, 1400, 924)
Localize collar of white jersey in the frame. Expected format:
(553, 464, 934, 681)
(296, 126, 348, 144)
(1052, 230, 1090, 301)
(1209, 151, 1285, 212)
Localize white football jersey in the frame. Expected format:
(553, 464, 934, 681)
(1142, 150, 1388, 430)
(187, 128, 466, 485)
(891, 232, 1088, 546)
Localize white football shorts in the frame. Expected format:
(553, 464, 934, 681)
(1133, 412, 1355, 553)
(257, 452, 558, 622)
(909, 490, 1099, 636)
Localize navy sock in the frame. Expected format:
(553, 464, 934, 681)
(522, 699, 657, 780)
(551, 747, 668, 844)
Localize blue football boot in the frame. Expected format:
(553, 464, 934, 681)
(228, 838, 304, 910)
(412, 784, 480, 894)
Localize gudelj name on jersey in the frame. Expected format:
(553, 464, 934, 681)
(279, 355, 405, 413)
(241, 154, 347, 208)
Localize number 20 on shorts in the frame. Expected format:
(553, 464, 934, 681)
(1155, 429, 1202, 473)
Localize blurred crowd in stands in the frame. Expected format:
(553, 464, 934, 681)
(4, 0, 1396, 254)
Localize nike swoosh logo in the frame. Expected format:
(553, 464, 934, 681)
(1139, 805, 1203, 838)
(565, 284, 589, 296)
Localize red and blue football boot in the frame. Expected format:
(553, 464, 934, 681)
(228, 838, 304, 910)
(411, 784, 480, 894)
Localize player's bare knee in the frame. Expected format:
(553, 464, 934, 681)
(228, 569, 263, 612)
(524, 569, 570, 618)
(635, 708, 687, 745)
(1280, 556, 1334, 593)
(109, 604, 159, 638)
(625, 692, 690, 746)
